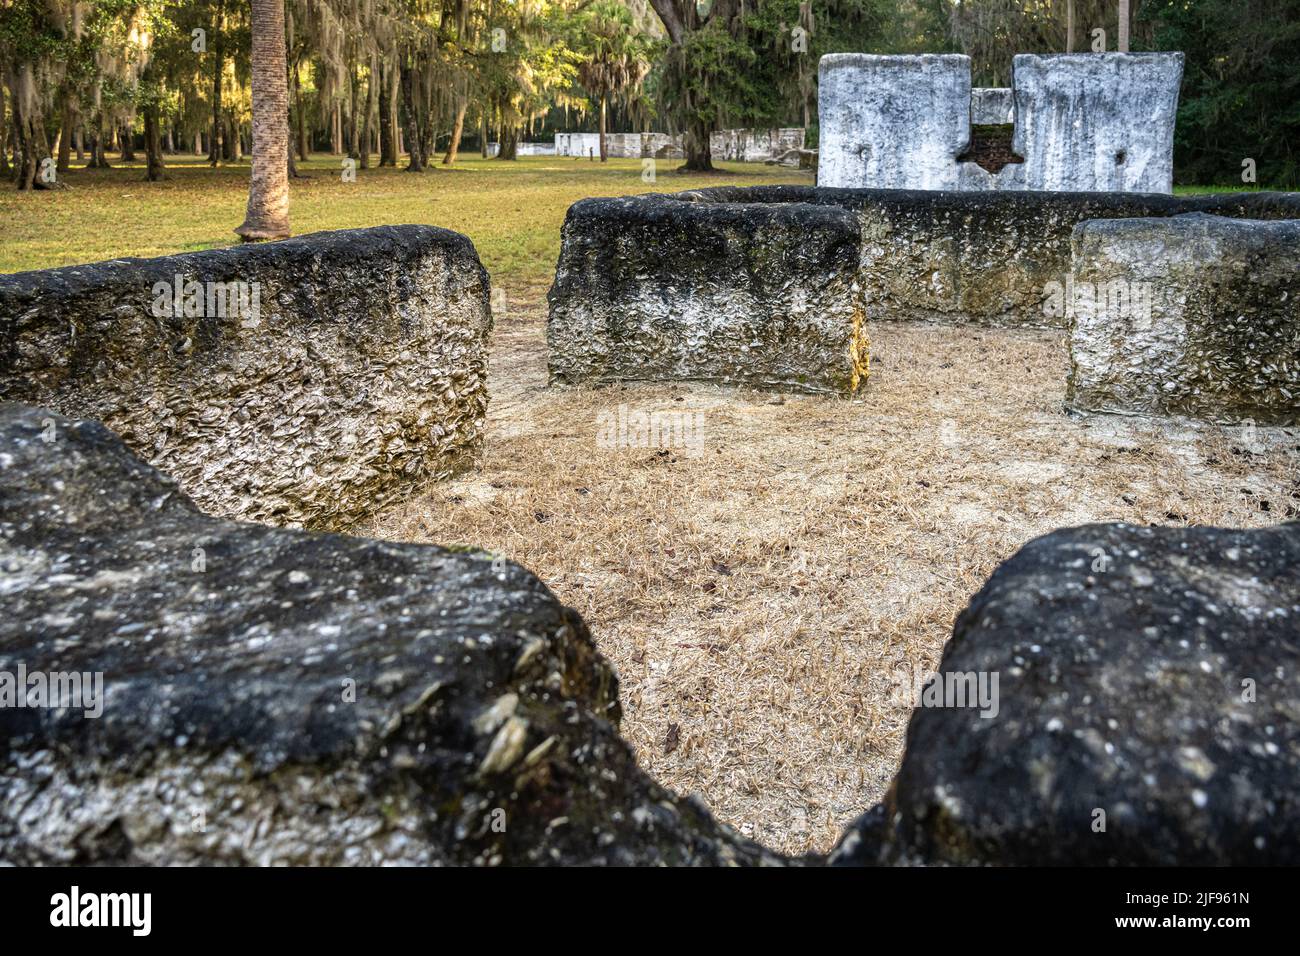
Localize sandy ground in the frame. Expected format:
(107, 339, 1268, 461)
(368, 287, 1300, 856)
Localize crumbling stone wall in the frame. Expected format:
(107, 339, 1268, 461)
(1066, 214, 1300, 424)
(555, 129, 804, 162)
(547, 191, 870, 396)
(710, 128, 805, 162)
(653, 186, 1300, 330)
(6, 403, 1300, 865)
(970, 87, 1014, 124)
(0, 225, 492, 530)
(819, 52, 1184, 193)
(819, 53, 973, 191)
(0, 405, 775, 866)
(1011, 53, 1183, 192)
(832, 521, 1300, 866)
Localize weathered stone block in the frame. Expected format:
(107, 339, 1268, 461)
(547, 192, 870, 395)
(831, 521, 1300, 866)
(0, 226, 492, 530)
(1011, 53, 1183, 193)
(0, 404, 776, 866)
(1066, 214, 1300, 424)
(970, 87, 1014, 125)
(819, 53, 973, 191)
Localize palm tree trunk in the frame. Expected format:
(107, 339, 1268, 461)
(1118, 0, 1130, 52)
(599, 95, 608, 162)
(236, 0, 291, 241)
(1066, 0, 1075, 52)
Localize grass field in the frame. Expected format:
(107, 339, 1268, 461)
(3, 154, 1294, 855)
(0, 152, 809, 284)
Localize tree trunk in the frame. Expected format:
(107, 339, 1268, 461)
(210, 0, 226, 166)
(497, 121, 518, 161)
(75, 124, 84, 162)
(57, 102, 71, 174)
(1066, 0, 1075, 52)
(378, 61, 395, 166)
(236, 0, 291, 241)
(442, 97, 466, 165)
(120, 121, 136, 161)
(359, 55, 377, 169)
(8, 64, 54, 190)
(294, 61, 308, 160)
(480, 112, 488, 158)
(599, 95, 608, 162)
(682, 119, 713, 172)
(88, 112, 112, 168)
(347, 63, 360, 158)
(143, 96, 166, 181)
(1118, 0, 1130, 53)
(400, 57, 424, 171)
(223, 113, 237, 161)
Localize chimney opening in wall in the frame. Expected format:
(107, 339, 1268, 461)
(956, 123, 1025, 175)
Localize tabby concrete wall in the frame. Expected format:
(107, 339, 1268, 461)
(1011, 53, 1183, 192)
(669, 186, 1300, 330)
(819, 54, 973, 191)
(555, 129, 804, 162)
(7, 403, 1300, 864)
(0, 403, 777, 866)
(547, 192, 869, 395)
(819, 52, 1183, 193)
(1067, 214, 1300, 424)
(0, 225, 492, 530)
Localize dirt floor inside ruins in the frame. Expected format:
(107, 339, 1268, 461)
(369, 284, 1300, 856)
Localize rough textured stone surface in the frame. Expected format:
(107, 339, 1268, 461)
(547, 191, 870, 395)
(819, 53, 972, 191)
(819, 52, 1183, 193)
(970, 87, 1014, 125)
(831, 521, 1300, 866)
(1011, 53, 1183, 193)
(601, 186, 1300, 331)
(0, 226, 491, 531)
(0, 404, 778, 866)
(849, 189, 1300, 328)
(1066, 214, 1300, 424)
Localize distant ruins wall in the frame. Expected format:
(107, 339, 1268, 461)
(819, 52, 1184, 193)
(554, 129, 804, 162)
(0, 226, 493, 530)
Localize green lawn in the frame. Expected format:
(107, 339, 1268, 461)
(0, 153, 810, 286)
